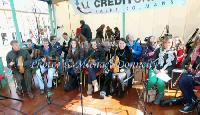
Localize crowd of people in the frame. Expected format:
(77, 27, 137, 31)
(5, 20, 200, 114)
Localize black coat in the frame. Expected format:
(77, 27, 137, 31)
(87, 47, 105, 62)
(81, 24, 92, 42)
(6, 49, 32, 69)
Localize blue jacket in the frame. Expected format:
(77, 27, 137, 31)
(127, 41, 142, 60)
(53, 42, 62, 55)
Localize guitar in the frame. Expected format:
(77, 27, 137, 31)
(17, 56, 25, 74)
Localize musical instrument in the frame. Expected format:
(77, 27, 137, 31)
(88, 57, 96, 64)
(185, 28, 199, 54)
(44, 56, 59, 68)
(172, 72, 183, 87)
(17, 56, 25, 74)
(110, 55, 120, 73)
(31, 49, 42, 59)
(172, 64, 199, 87)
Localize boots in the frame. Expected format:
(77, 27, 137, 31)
(87, 84, 93, 95)
(154, 92, 164, 105)
(92, 80, 99, 92)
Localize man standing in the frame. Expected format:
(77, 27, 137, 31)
(6, 40, 34, 98)
(80, 20, 92, 43)
(96, 24, 105, 42)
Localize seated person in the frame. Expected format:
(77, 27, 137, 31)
(147, 36, 176, 104)
(6, 40, 34, 98)
(126, 34, 142, 63)
(86, 39, 105, 95)
(50, 36, 63, 76)
(178, 35, 200, 113)
(142, 36, 158, 62)
(100, 38, 133, 99)
(173, 36, 184, 68)
(65, 40, 82, 89)
(35, 38, 59, 94)
(62, 32, 72, 61)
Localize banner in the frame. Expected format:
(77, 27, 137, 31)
(71, 0, 186, 14)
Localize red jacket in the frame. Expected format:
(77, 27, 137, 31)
(176, 48, 184, 68)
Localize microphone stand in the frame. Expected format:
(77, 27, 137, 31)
(77, 50, 96, 115)
(140, 58, 159, 115)
(0, 94, 23, 102)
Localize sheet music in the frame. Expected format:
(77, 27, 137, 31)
(156, 72, 171, 82)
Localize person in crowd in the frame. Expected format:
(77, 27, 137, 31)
(6, 40, 34, 98)
(50, 35, 63, 76)
(65, 40, 82, 90)
(142, 36, 158, 62)
(35, 38, 59, 94)
(113, 27, 120, 42)
(62, 32, 72, 61)
(126, 34, 142, 63)
(50, 36, 62, 56)
(86, 39, 105, 95)
(80, 20, 92, 43)
(96, 24, 105, 42)
(173, 36, 185, 68)
(100, 38, 133, 99)
(147, 35, 176, 105)
(105, 26, 114, 41)
(178, 35, 200, 113)
(75, 27, 88, 61)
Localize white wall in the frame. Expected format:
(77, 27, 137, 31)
(54, 0, 200, 42)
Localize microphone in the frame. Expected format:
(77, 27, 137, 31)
(166, 25, 169, 34)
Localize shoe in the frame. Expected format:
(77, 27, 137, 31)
(160, 97, 184, 107)
(28, 92, 34, 99)
(92, 80, 99, 92)
(40, 90, 44, 95)
(179, 104, 195, 113)
(87, 84, 93, 95)
(100, 91, 106, 99)
(154, 92, 164, 105)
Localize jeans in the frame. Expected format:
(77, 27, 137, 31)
(36, 65, 56, 90)
(179, 73, 197, 104)
(88, 67, 99, 84)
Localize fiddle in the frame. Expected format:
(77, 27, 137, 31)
(110, 47, 119, 73)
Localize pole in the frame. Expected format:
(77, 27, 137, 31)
(52, 4, 57, 36)
(122, 13, 126, 38)
(48, 3, 54, 36)
(48, 2, 57, 36)
(9, 0, 23, 48)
